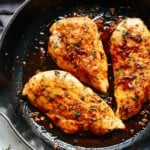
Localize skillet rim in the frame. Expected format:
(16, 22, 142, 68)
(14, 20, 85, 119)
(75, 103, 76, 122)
(0, 0, 150, 149)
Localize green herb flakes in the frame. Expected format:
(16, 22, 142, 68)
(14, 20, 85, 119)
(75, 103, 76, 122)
(67, 43, 73, 49)
(101, 92, 109, 99)
(74, 111, 81, 117)
(54, 70, 60, 76)
(76, 40, 81, 46)
(122, 30, 131, 36)
(135, 81, 139, 87)
(53, 42, 59, 49)
(115, 67, 122, 78)
(132, 95, 139, 101)
(90, 105, 98, 111)
(91, 50, 96, 58)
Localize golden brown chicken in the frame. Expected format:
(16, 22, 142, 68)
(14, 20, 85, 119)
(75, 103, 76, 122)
(22, 70, 125, 135)
(110, 18, 150, 120)
(48, 17, 108, 93)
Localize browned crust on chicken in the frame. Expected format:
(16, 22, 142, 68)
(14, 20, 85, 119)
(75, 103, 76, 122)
(110, 18, 150, 120)
(22, 70, 125, 135)
(48, 17, 108, 93)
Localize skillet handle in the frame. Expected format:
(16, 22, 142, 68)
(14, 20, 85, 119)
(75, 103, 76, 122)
(0, 112, 34, 150)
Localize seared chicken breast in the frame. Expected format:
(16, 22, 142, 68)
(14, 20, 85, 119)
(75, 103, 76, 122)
(48, 17, 108, 93)
(23, 70, 125, 135)
(110, 18, 150, 120)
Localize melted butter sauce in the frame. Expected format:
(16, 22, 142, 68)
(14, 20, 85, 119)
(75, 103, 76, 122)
(22, 5, 150, 148)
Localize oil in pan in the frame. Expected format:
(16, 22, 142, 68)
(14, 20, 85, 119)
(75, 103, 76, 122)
(20, 2, 150, 149)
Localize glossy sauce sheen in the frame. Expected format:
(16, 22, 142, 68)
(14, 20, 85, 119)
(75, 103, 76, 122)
(22, 6, 150, 148)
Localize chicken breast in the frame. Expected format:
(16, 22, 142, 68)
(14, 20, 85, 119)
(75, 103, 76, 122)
(48, 17, 108, 93)
(22, 70, 125, 135)
(110, 18, 150, 120)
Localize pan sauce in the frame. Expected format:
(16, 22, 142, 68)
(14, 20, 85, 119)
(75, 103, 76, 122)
(22, 5, 150, 148)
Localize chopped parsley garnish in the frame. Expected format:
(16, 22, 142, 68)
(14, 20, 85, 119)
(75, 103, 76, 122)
(74, 111, 81, 117)
(101, 92, 109, 99)
(90, 105, 98, 111)
(135, 81, 139, 87)
(132, 95, 139, 101)
(115, 67, 122, 78)
(76, 40, 81, 46)
(67, 43, 73, 49)
(122, 30, 131, 36)
(54, 70, 60, 76)
(91, 50, 96, 58)
(53, 42, 59, 49)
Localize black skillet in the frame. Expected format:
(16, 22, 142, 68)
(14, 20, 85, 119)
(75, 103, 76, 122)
(0, 0, 150, 149)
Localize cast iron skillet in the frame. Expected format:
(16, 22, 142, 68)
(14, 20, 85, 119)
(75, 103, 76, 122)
(0, 0, 150, 149)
